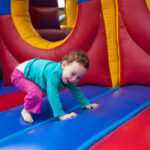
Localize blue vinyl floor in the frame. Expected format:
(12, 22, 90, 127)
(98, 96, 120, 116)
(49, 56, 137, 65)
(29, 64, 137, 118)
(0, 85, 111, 140)
(0, 85, 150, 150)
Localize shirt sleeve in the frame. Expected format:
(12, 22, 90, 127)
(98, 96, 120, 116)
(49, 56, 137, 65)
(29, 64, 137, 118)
(67, 83, 90, 109)
(46, 78, 66, 118)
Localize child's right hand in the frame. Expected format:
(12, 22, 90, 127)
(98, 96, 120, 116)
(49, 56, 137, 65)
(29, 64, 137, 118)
(59, 112, 77, 120)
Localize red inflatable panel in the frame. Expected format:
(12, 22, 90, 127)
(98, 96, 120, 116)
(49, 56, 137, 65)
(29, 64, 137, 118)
(118, 0, 150, 86)
(119, 16, 150, 86)
(29, 6, 60, 29)
(29, 0, 58, 7)
(79, 14, 112, 87)
(0, 91, 25, 112)
(89, 106, 150, 150)
(0, 37, 19, 86)
(119, 0, 150, 53)
(36, 28, 71, 42)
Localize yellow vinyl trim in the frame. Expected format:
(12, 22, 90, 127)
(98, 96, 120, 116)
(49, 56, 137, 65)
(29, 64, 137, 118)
(115, 0, 120, 85)
(101, 0, 119, 88)
(61, 0, 77, 29)
(146, 0, 150, 11)
(11, 0, 76, 49)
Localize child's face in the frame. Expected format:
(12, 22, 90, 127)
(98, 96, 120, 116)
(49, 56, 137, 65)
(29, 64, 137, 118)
(61, 61, 88, 84)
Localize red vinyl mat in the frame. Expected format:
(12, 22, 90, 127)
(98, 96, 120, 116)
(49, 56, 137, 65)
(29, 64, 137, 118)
(89, 106, 150, 150)
(0, 91, 25, 112)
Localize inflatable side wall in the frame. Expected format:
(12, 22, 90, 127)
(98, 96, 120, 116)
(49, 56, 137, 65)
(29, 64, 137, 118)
(0, 0, 150, 110)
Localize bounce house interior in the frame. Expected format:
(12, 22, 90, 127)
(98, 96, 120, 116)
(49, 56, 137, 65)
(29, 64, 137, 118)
(0, 0, 150, 149)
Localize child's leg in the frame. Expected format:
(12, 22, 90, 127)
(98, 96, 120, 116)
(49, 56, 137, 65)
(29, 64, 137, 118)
(11, 68, 43, 123)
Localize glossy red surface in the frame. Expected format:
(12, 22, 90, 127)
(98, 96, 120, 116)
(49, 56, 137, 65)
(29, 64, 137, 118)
(119, 0, 150, 86)
(89, 106, 150, 150)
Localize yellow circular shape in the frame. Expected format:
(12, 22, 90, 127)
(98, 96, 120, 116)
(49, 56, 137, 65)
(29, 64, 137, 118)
(11, 0, 77, 49)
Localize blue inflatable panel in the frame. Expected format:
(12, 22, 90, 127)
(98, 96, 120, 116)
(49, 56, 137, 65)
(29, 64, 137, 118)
(0, 0, 10, 15)
(78, 0, 92, 3)
(0, 85, 110, 141)
(0, 80, 20, 95)
(0, 85, 149, 149)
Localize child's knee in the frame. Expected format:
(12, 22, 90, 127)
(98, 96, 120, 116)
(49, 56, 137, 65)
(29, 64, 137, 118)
(26, 90, 42, 100)
(30, 87, 42, 98)
(32, 92, 42, 99)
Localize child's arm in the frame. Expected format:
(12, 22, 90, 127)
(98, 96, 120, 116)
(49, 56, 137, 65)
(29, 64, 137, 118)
(59, 112, 77, 120)
(68, 83, 90, 108)
(47, 79, 66, 118)
(47, 79, 77, 120)
(68, 83, 99, 109)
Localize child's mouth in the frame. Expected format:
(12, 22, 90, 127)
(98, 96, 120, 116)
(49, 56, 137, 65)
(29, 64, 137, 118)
(67, 79, 70, 84)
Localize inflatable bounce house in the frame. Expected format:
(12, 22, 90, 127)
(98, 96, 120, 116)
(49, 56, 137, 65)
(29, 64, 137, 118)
(0, 0, 150, 149)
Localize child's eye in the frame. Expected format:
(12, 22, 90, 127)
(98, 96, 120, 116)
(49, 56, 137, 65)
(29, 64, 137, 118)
(72, 73, 75, 76)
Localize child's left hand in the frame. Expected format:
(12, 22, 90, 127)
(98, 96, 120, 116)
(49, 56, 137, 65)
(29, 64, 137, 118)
(85, 103, 99, 110)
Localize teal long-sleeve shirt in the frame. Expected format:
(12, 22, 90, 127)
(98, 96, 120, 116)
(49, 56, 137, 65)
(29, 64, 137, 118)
(24, 58, 90, 117)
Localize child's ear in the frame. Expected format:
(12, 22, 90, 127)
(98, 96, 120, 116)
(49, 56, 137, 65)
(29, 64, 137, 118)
(62, 60, 67, 69)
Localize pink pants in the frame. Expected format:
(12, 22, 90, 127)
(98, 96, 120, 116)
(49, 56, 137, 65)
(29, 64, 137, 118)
(11, 68, 42, 114)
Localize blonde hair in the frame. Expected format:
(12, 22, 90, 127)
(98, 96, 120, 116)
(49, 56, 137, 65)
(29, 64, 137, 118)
(62, 50, 90, 69)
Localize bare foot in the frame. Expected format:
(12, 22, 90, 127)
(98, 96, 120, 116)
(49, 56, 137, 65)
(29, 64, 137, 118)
(21, 109, 34, 123)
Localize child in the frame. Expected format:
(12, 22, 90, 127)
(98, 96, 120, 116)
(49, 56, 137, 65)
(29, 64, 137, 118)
(11, 50, 99, 123)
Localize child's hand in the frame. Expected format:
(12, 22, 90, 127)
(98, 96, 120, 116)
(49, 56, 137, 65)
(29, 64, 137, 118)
(85, 103, 99, 110)
(59, 112, 77, 120)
